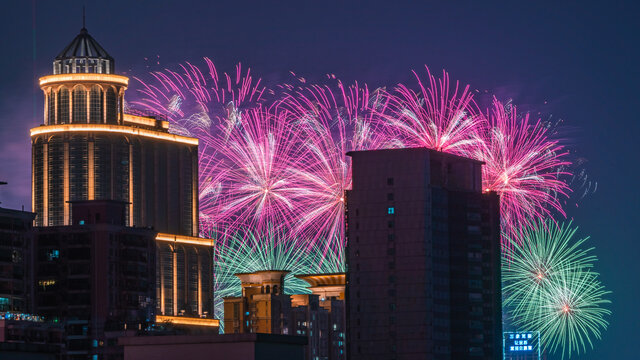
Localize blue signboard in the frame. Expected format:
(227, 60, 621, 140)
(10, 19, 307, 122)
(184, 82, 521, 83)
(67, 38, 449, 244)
(503, 331, 540, 360)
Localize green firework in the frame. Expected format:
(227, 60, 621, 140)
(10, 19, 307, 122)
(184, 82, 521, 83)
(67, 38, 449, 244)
(213, 224, 344, 332)
(502, 220, 611, 358)
(531, 270, 611, 358)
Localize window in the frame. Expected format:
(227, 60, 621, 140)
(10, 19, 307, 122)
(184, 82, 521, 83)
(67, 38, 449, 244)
(47, 249, 60, 261)
(387, 193, 394, 201)
(388, 220, 394, 229)
(73, 86, 87, 123)
(387, 177, 394, 185)
(387, 207, 395, 214)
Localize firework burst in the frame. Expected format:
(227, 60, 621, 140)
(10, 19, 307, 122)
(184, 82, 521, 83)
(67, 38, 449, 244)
(279, 81, 388, 254)
(213, 106, 306, 232)
(503, 220, 610, 358)
(475, 99, 571, 237)
(532, 270, 611, 358)
(380, 66, 482, 154)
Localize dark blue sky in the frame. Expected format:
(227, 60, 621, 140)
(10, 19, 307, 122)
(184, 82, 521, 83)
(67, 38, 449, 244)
(1, 1, 638, 358)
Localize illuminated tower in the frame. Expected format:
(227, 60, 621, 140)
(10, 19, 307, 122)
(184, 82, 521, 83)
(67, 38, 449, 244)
(31, 27, 214, 320)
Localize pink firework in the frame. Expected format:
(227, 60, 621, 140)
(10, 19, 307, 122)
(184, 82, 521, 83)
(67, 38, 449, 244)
(132, 58, 266, 135)
(381, 66, 483, 154)
(130, 59, 268, 233)
(473, 98, 571, 241)
(213, 106, 306, 232)
(279, 81, 388, 252)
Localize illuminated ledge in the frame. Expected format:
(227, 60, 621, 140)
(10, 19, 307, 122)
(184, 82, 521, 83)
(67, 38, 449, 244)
(156, 233, 214, 247)
(30, 124, 198, 146)
(39, 74, 129, 87)
(295, 273, 346, 287)
(156, 315, 219, 328)
(123, 114, 170, 130)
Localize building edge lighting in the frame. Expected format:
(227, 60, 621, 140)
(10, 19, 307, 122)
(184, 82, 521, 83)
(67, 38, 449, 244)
(123, 113, 170, 130)
(155, 233, 214, 247)
(39, 73, 129, 87)
(155, 315, 220, 328)
(30, 124, 198, 146)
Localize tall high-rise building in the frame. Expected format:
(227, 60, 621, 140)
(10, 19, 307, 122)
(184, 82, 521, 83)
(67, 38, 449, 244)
(346, 148, 502, 360)
(30, 27, 214, 322)
(32, 28, 198, 236)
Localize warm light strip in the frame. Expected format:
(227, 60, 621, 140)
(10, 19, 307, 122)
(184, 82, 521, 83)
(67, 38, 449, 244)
(156, 233, 214, 247)
(156, 315, 219, 328)
(123, 114, 170, 130)
(39, 74, 129, 87)
(30, 124, 198, 146)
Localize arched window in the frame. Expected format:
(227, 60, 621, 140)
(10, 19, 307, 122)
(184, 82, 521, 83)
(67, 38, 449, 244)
(273, 285, 278, 295)
(47, 89, 55, 125)
(105, 87, 117, 123)
(57, 88, 70, 124)
(73, 86, 87, 123)
(266, 285, 271, 294)
(89, 86, 103, 123)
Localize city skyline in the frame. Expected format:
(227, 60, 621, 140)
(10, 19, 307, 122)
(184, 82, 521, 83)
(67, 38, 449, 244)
(0, 1, 638, 359)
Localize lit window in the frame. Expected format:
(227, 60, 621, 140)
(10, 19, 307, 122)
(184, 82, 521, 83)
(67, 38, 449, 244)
(47, 249, 60, 261)
(387, 207, 395, 214)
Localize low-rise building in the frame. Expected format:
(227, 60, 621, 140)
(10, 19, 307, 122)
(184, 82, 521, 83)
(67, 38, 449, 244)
(223, 271, 346, 360)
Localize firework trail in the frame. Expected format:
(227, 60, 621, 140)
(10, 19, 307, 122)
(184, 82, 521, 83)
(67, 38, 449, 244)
(474, 99, 571, 239)
(213, 224, 344, 331)
(132, 58, 266, 130)
(380, 66, 483, 154)
(502, 220, 610, 358)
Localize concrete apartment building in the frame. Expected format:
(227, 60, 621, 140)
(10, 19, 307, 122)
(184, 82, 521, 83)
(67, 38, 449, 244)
(346, 148, 502, 360)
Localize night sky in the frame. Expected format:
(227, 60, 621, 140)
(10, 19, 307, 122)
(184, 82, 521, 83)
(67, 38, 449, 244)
(1, 1, 638, 358)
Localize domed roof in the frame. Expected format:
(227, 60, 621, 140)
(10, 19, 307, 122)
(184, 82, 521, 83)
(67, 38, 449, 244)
(55, 28, 113, 61)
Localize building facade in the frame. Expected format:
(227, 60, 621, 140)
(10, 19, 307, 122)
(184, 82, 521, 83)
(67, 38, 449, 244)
(345, 148, 502, 360)
(0, 312, 64, 356)
(0, 208, 35, 313)
(294, 274, 346, 360)
(224, 271, 291, 335)
(32, 200, 156, 359)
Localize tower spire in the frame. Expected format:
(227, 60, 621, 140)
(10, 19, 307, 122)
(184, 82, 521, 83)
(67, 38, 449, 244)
(82, 6, 86, 30)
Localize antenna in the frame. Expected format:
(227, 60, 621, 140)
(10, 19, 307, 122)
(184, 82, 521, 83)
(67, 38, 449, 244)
(82, 6, 86, 29)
